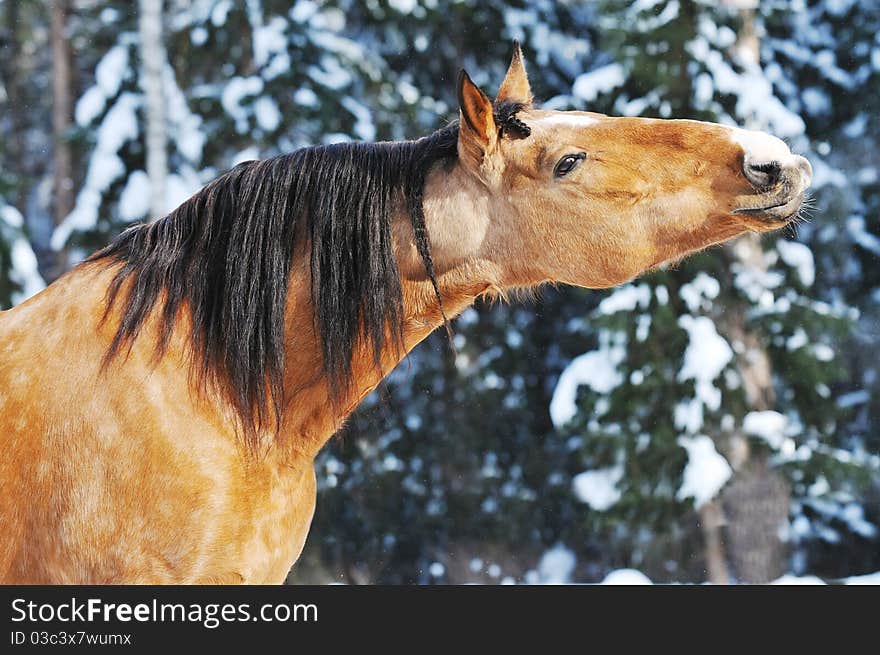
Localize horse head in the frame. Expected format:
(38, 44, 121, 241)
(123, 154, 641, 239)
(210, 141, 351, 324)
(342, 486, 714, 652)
(408, 43, 812, 293)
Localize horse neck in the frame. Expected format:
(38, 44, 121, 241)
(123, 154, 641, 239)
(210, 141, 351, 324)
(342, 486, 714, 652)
(277, 163, 499, 461)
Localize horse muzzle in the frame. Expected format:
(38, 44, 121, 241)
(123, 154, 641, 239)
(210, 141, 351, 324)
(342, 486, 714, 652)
(733, 154, 813, 222)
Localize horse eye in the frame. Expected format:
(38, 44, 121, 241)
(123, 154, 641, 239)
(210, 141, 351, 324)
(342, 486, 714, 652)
(554, 153, 586, 178)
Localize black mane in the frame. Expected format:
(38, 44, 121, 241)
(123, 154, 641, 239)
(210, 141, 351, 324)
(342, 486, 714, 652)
(89, 124, 459, 445)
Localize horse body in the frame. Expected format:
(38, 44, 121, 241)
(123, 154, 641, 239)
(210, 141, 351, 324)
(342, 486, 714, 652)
(0, 267, 309, 583)
(0, 237, 476, 583)
(0, 45, 812, 583)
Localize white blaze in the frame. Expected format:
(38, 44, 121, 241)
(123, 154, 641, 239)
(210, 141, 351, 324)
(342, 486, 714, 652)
(538, 113, 599, 129)
(728, 127, 793, 164)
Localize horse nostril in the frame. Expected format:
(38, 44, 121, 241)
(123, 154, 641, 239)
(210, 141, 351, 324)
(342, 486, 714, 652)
(744, 160, 782, 189)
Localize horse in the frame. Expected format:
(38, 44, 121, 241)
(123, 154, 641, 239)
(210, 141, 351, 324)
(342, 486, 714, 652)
(0, 44, 811, 584)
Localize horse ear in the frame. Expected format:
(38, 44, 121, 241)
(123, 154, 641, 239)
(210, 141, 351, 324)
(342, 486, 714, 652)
(457, 69, 498, 171)
(496, 41, 532, 107)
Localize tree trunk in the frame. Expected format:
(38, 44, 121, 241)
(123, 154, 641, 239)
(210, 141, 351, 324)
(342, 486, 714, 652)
(3, 0, 27, 212)
(717, 0, 792, 584)
(699, 500, 730, 584)
(139, 0, 167, 219)
(50, 0, 73, 276)
(722, 456, 790, 583)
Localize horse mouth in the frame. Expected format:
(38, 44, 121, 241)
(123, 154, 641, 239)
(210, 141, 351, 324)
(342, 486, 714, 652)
(733, 185, 806, 222)
(732, 155, 812, 223)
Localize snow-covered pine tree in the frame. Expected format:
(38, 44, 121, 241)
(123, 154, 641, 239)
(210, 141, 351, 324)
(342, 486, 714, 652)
(51, 0, 406, 257)
(759, 0, 880, 577)
(550, 0, 875, 582)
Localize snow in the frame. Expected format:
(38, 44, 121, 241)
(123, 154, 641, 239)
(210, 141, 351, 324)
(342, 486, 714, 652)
(550, 331, 626, 427)
(689, 33, 805, 138)
(675, 316, 732, 432)
(674, 398, 703, 434)
(1, 204, 45, 305)
(847, 216, 880, 257)
(397, 80, 419, 104)
(572, 465, 624, 511)
(536, 545, 576, 584)
(221, 76, 265, 132)
(253, 96, 281, 132)
(694, 72, 713, 106)
(630, 0, 666, 13)
(679, 273, 720, 313)
(732, 246, 783, 305)
(770, 574, 825, 585)
(190, 26, 208, 46)
(786, 328, 808, 351)
(802, 494, 878, 540)
(601, 569, 653, 585)
(676, 436, 732, 508)
(95, 45, 129, 98)
(841, 504, 876, 539)
(596, 568, 880, 585)
(341, 97, 376, 141)
(10, 238, 44, 301)
(0, 205, 23, 229)
(526, 563, 880, 585)
(776, 240, 815, 287)
(677, 316, 731, 396)
(252, 16, 288, 69)
(165, 171, 202, 213)
(382, 454, 403, 472)
(75, 86, 107, 127)
(309, 7, 345, 32)
(118, 170, 152, 221)
(837, 390, 869, 408)
(308, 52, 354, 91)
(812, 343, 834, 362)
(538, 564, 880, 585)
(843, 572, 880, 585)
(826, 0, 856, 16)
(597, 283, 651, 315)
(99, 7, 119, 23)
(857, 167, 878, 186)
(428, 562, 444, 577)
(388, 0, 417, 13)
(743, 410, 787, 450)
(843, 114, 867, 138)
(801, 87, 830, 117)
(810, 157, 847, 189)
(52, 93, 141, 250)
(809, 476, 830, 498)
(210, 0, 233, 26)
(290, 0, 317, 24)
(232, 146, 260, 166)
(164, 63, 205, 163)
(74, 45, 130, 128)
(635, 315, 651, 342)
(655, 285, 669, 305)
(572, 63, 625, 103)
(294, 87, 319, 107)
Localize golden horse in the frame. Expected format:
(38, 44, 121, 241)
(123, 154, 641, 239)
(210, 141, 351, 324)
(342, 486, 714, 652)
(0, 45, 811, 583)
